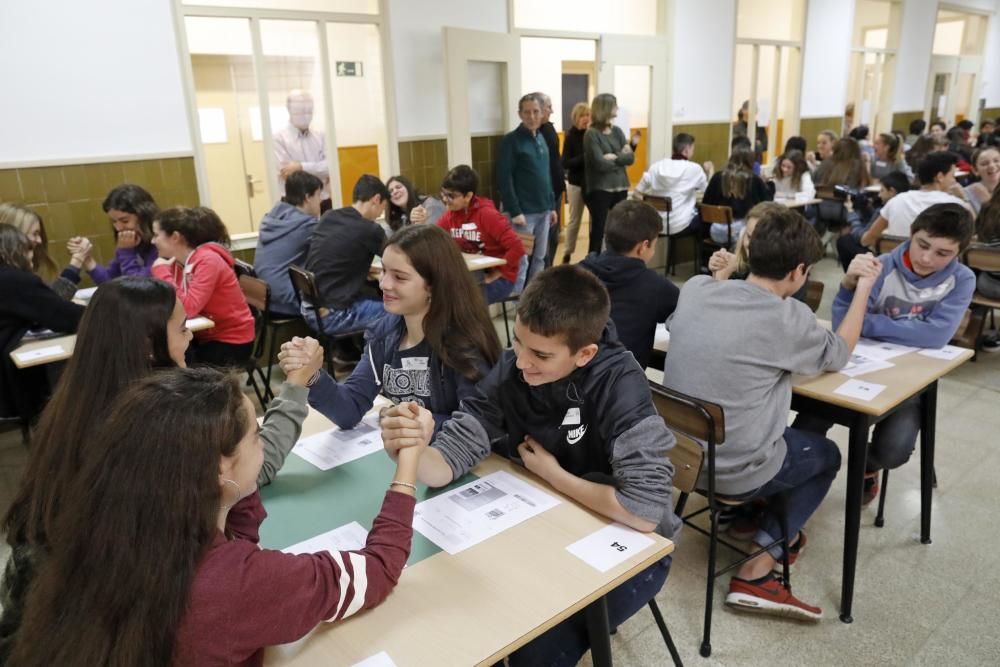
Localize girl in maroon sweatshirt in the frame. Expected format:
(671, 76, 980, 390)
(8, 367, 421, 667)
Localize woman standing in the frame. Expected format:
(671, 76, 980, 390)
(560, 102, 590, 264)
(583, 93, 634, 254)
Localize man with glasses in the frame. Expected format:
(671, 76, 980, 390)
(436, 165, 526, 304)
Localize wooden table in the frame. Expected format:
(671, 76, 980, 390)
(775, 196, 822, 209)
(263, 408, 674, 667)
(9, 317, 214, 368)
(791, 344, 974, 623)
(372, 253, 505, 273)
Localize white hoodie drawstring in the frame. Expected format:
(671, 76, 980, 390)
(368, 345, 381, 386)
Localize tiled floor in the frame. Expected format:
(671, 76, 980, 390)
(2, 229, 999, 666)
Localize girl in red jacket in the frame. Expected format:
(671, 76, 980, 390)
(151, 206, 256, 366)
(8, 367, 423, 667)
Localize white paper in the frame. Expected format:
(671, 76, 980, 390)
(197, 107, 228, 144)
(839, 353, 894, 378)
(566, 523, 656, 573)
(853, 338, 915, 361)
(352, 652, 398, 667)
(412, 471, 560, 555)
(74, 286, 98, 301)
(13, 345, 64, 362)
(653, 323, 670, 353)
(292, 416, 383, 471)
(918, 345, 965, 360)
(469, 256, 497, 265)
(283, 521, 370, 556)
(833, 379, 887, 402)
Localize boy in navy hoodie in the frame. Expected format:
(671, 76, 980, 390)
(828, 202, 975, 502)
(381, 265, 678, 666)
(254, 171, 323, 316)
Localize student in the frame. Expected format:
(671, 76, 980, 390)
(906, 133, 950, 174)
(254, 170, 323, 317)
(6, 366, 424, 666)
(0, 204, 78, 299)
(303, 174, 388, 335)
(380, 265, 677, 666)
(906, 119, 927, 148)
(386, 175, 445, 232)
(929, 120, 947, 141)
(580, 200, 678, 369)
(813, 204, 975, 503)
(870, 132, 914, 181)
(584, 93, 635, 254)
(702, 146, 773, 245)
(435, 165, 525, 303)
(279, 223, 501, 433)
(849, 125, 875, 160)
(974, 188, 1000, 351)
(806, 130, 837, 172)
(66, 184, 160, 284)
(836, 171, 912, 271)
(964, 146, 1000, 215)
(762, 136, 807, 178)
(0, 277, 319, 662)
(861, 152, 970, 247)
(560, 101, 591, 264)
(771, 149, 816, 200)
(665, 208, 877, 620)
(0, 224, 84, 423)
(150, 206, 256, 366)
(815, 137, 872, 189)
(634, 132, 710, 239)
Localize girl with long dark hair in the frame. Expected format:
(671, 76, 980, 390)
(7, 366, 423, 666)
(816, 137, 872, 189)
(702, 146, 773, 245)
(385, 175, 445, 232)
(280, 223, 501, 432)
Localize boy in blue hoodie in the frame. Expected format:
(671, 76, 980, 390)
(828, 202, 975, 503)
(253, 171, 323, 316)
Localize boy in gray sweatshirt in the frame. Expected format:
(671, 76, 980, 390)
(664, 208, 877, 621)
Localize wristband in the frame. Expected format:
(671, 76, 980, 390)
(305, 370, 322, 387)
(389, 481, 417, 491)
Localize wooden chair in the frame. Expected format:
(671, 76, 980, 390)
(235, 273, 276, 409)
(288, 265, 366, 375)
(649, 381, 791, 659)
(697, 204, 736, 272)
(875, 234, 908, 256)
(814, 185, 848, 234)
(804, 279, 824, 313)
(500, 231, 536, 347)
(644, 195, 683, 276)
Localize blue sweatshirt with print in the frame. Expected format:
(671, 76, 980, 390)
(832, 241, 975, 349)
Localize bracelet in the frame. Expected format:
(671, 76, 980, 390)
(389, 481, 417, 491)
(305, 370, 322, 387)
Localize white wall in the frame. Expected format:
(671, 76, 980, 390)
(386, 0, 507, 138)
(983, 7, 1000, 106)
(892, 0, 939, 111)
(513, 0, 656, 35)
(800, 0, 855, 118)
(520, 37, 597, 132)
(0, 0, 191, 165)
(672, 0, 736, 122)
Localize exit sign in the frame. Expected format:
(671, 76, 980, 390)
(336, 61, 363, 77)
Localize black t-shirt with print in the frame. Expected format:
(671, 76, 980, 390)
(382, 339, 433, 407)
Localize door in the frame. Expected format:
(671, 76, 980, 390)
(561, 73, 589, 130)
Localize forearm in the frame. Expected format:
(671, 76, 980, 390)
(416, 447, 456, 487)
(549, 470, 657, 532)
(835, 283, 873, 352)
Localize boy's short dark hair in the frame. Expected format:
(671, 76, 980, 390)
(517, 265, 610, 353)
(916, 151, 959, 185)
(931, 120, 947, 131)
(352, 174, 389, 203)
(605, 200, 661, 254)
(441, 165, 479, 195)
(881, 171, 912, 195)
(672, 133, 695, 154)
(284, 170, 324, 207)
(957, 120, 974, 131)
(783, 136, 807, 153)
(747, 208, 824, 280)
(910, 203, 974, 251)
(909, 119, 927, 135)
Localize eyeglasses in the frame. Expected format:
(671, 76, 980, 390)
(440, 191, 460, 202)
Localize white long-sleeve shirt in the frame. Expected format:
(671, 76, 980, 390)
(273, 124, 330, 198)
(635, 158, 707, 234)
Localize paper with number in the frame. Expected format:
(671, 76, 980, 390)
(853, 339, 915, 361)
(918, 345, 965, 360)
(352, 652, 398, 667)
(566, 523, 656, 572)
(282, 521, 370, 556)
(74, 286, 98, 301)
(833, 379, 887, 401)
(412, 471, 560, 554)
(292, 416, 382, 471)
(839, 353, 894, 378)
(13, 345, 64, 363)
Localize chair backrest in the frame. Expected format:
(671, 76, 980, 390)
(648, 381, 726, 494)
(238, 274, 268, 314)
(876, 234, 907, 256)
(288, 264, 322, 309)
(965, 244, 1000, 273)
(815, 184, 838, 201)
(804, 279, 824, 313)
(698, 204, 734, 225)
(233, 257, 257, 279)
(643, 195, 673, 214)
(516, 231, 536, 255)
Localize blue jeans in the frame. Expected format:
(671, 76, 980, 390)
(513, 211, 552, 291)
(483, 277, 514, 304)
(302, 298, 385, 335)
(710, 220, 745, 246)
(731, 427, 841, 560)
(506, 556, 671, 667)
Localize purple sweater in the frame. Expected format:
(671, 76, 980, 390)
(88, 244, 158, 284)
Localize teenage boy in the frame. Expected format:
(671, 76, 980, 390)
(381, 265, 679, 666)
(436, 165, 525, 304)
(634, 132, 711, 238)
(580, 200, 679, 368)
(822, 203, 974, 503)
(254, 170, 324, 316)
(836, 170, 912, 271)
(664, 208, 878, 620)
(303, 174, 387, 335)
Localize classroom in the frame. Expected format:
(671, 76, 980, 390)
(2, 0, 1000, 665)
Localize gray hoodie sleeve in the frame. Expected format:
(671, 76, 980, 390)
(611, 414, 679, 540)
(429, 412, 493, 482)
(257, 382, 309, 487)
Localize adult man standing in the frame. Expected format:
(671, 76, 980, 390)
(273, 90, 331, 210)
(497, 93, 556, 290)
(535, 92, 566, 268)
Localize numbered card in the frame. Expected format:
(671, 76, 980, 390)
(833, 378, 887, 402)
(565, 523, 655, 572)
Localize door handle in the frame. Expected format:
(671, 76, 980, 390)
(246, 174, 254, 198)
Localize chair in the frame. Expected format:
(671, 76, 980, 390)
(875, 234, 908, 256)
(649, 381, 791, 658)
(804, 279, 824, 313)
(696, 204, 736, 272)
(814, 185, 847, 234)
(235, 273, 276, 409)
(644, 195, 682, 276)
(288, 265, 366, 375)
(500, 231, 536, 347)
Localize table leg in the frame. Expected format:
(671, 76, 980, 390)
(919, 382, 938, 545)
(585, 595, 613, 667)
(840, 412, 870, 624)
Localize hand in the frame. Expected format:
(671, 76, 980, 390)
(483, 268, 501, 284)
(279, 161, 302, 180)
(603, 152, 618, 161)
(152, 257, 175, 268)
(116, 229, 140, 250)
(380, 402, 434, 461)
(517, 436, 563, 485)
(409, 205, 428, 224)
(702, 160, 715, 175)
(805, 151, 817, 166)
(280, 337, 323, 386)
(548, 210, 558, 226)
(622, 144, 633, 154)
(856, 256, 882, 291)
(67, 237, 93, 269)
(708, 249, 735, 274)
(844, 253, 881, 290)
(511, 214, 527, 226)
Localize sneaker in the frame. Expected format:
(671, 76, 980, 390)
(726, 573, 823, 622)
(862, 472, 880, 506)
(771, 531, 807, 573)
(981, 334, 1000, 353)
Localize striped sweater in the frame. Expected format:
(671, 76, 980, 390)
(173, 490, 415, 666)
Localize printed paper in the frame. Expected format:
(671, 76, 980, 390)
(283, 521, 370, 556)
(13, 345, 64, 363)
(292, 416, 383, 471)
(839, 353, 894, 378)
(853, 339, 915, 362)
(352, 652, 398, 667)
(566, 523, 656, 573)
(917, 345, 966, 361)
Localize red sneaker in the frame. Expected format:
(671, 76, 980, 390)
(862, 472, 880, 506)
(726, 574, 823, 622)
(771, 531, 807, 573)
